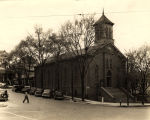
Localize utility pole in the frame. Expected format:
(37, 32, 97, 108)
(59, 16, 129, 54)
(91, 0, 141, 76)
(126, 57, 129, 106)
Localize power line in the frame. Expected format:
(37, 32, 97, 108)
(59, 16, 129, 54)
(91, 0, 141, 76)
(18, 11, 150, 17)
(1, 11, 150, 19)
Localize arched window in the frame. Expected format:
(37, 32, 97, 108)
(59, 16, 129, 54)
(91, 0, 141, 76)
(106, 58, 109, 69)
(110, 59, 112, 69)
(107, 70, 112, 76)
(95, 65, 99, 81)
(106, 70, 112, 87)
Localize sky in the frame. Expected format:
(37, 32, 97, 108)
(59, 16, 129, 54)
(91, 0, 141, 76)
(0, 0, 150, 53)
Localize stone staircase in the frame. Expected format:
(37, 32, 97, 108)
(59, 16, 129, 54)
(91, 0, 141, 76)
(101, 87, 134, 102)
(105, 87, 127, 102)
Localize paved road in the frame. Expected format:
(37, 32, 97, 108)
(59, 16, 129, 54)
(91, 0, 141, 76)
(0, 89, 150, 120)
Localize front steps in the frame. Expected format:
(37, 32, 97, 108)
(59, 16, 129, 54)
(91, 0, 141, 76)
(100, 87, 134, 102)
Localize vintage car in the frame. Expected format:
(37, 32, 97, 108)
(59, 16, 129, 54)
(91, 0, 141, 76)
(42, 89, 52, 98)
(12, 85, 24, 92)
(35, 88, 43, 97)
(0, 83, 7, 88)
(29, 87, 36, 95)
(0, 90, 8, 101)
(54, 91, 64, 100)
(21, 86, 30, 93)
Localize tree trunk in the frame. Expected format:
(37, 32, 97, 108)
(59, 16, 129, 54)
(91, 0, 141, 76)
(142, 96, 144, 105)
(141, 77, 145, 105)
(142, 86, 145, 105)
(127, 93, 129, 106)
(71, 65, 74, 100)
(81, 72, 85, 101)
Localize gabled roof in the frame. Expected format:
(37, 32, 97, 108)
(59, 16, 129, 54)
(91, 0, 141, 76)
(46, 42, 126, 64)
(94, 12, 114, 26)
(92, 42, 126, 60)
(105, 43, 126, 59)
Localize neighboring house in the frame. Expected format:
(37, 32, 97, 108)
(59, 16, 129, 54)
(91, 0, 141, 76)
(0, 67, 5, 82)
(0, 50, 8, 83)
(0, 50, 8, 66)
(20, 64, 35, 86)
(35, 12, 127, 101)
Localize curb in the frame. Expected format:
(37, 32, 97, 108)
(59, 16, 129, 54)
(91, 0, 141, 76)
(64, 96, 150, 107)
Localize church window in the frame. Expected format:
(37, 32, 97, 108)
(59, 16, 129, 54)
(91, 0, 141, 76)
(106, 70, 112, 87)
(106, 58, 109, 69)
(110, 59, 112, 69)
(106, 56, 112, 69)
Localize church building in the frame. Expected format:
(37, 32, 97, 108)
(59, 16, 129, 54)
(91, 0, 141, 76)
(35, 11, 127, 101)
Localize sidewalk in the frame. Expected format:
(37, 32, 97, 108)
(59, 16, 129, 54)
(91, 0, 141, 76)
(85, 99, 150, 107)
(65, 96, 150, 107)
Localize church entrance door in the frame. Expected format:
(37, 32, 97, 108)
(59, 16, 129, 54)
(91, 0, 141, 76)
(106, 71, 112, 87)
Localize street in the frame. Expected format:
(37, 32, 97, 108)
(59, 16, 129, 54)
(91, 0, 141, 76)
(0, 89, 150, 120)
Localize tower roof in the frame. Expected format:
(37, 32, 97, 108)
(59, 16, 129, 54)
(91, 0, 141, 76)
(94, 11, 114, 26)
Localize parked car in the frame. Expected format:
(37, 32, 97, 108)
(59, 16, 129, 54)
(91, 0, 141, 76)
(2, 84, 9, 89)
(0, 83, 8, 88)
(21, 86, 30, 93)
(35, 88, 43, 97)
(29, 87, 36, 95)
(54, 91, 64, 100)
(42, 89, 52, 98)
(0, 90, 8, 101)
(12, 85, 24, 92)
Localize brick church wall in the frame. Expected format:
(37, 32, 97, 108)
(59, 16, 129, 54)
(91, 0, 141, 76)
(35, 45, 126, 101)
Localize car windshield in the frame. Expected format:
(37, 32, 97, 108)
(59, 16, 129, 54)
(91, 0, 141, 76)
(56, 91, 62, 95)
(37, 88, 42, 91)
(25, 86, 30, 88)
(44, 89, 50, 92)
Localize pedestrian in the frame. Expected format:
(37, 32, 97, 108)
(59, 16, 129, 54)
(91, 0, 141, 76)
(23, 92, 29, 103)
(4, 90, 8, 98)
(120, 99, 122, 107)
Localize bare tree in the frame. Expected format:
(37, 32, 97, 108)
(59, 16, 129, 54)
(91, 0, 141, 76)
(7, 25, 55, 87)
(60, 14, 95, 101)
(49, 33, 66, 90)
(16, 40, 37, 86)
(7, 48, 24, 85)
(30, 25, 53, 66)
(126, 45, 150, 105)
(6, 40, 36, 85)
(126, 50, 139, 95)
(24, 25, 54, 88)
(0, 51, 10, 84)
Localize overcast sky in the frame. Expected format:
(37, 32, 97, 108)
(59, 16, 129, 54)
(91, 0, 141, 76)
(0, 0, 150, 53)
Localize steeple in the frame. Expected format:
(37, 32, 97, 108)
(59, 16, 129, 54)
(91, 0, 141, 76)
(94, 10, 114, 45)
(102, 8, 104, 16)
(94, 10, 114, 26)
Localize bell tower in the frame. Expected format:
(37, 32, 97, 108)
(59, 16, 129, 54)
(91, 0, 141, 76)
(94, 10, 114, 45)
